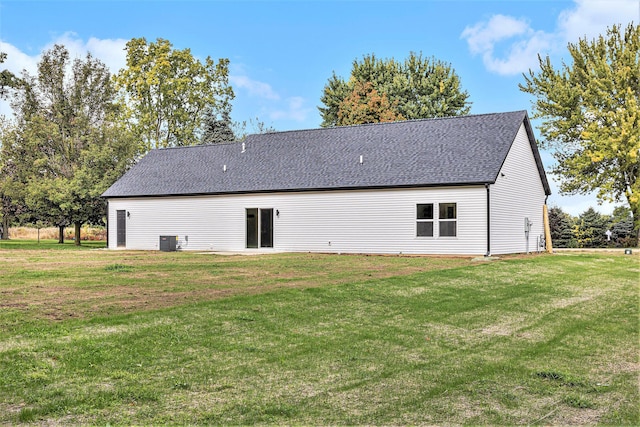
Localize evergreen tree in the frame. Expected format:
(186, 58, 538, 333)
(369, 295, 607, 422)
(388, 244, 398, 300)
(201, 109, 235, 144)
(573, 207, 609, 248)
(610, 205, 636, 247)
(548, 206, 575, 248)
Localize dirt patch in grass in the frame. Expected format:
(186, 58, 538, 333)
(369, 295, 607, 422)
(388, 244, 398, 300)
(551, 289, 605, 309)
(552, 407, 605, 425)
(480, 317, 527, 337)
(0, 251, 473, 321)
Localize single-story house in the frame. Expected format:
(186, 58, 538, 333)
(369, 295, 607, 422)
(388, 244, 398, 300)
(102, 110, 551, 255)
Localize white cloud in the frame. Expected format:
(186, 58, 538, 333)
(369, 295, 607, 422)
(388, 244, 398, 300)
(84, 37, 128, 72)
(559, 0, 639, 43)
(462, 14, 532, 55)
(229, 74, 312, 124)
(269, 96, 312, 122)
(0, 33, 128, 118)
(461, 15, 557, 75)
(38, 32, 126, 73)
(1, 32, 127, 77)
(0, 41, 37, 117)
(461, 0, 638, 75)
(0, 41, 39, 77)
(229, 75, 280, 100)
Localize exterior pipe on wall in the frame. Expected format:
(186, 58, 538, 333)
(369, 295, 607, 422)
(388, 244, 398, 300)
(485, 183, 491, 257)
(543, 196, 553, 254)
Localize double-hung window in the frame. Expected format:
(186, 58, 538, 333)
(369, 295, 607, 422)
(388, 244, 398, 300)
(416, 204, 434, 237)
(416, 202, 457, 238)
(439, 203, 457, 237)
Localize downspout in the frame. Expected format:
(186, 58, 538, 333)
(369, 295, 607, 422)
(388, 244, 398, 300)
(105, 200, 109, 249)
(485, 183, 491, 257)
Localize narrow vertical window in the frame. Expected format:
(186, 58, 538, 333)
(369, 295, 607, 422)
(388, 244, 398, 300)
(417, 204, 434, 237)
(260, 208, 273, 248)
(116, 210, 126, 248)
(439, 203, 457, 237)
(246, 208, 258, 248)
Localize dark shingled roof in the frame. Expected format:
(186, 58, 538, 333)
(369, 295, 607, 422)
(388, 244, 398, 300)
(102, 110, 551, 198)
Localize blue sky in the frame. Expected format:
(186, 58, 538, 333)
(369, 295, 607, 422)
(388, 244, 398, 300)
(0, 0, 638, 216)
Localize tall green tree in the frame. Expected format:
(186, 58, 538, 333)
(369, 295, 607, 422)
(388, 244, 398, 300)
(520, 23, 640, 237)
(319, 52, 471, 127)
(115, 38, 234, 151)
(0, 53, 21, 239)
(548, 206, 576, 248)
(573, 207, 609, 248)
(1, 116, 66, 240)
(10, 45, 136, 244)
(0, 120, 24, 240)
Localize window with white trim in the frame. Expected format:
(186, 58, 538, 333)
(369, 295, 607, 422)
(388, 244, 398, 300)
(439, 203, 457, 237)
(416, 204, 434, 237)
(416, 203, 457, 238)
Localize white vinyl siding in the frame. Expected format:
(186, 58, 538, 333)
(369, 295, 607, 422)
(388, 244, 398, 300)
(107, 186, 487, 255)
(106, 122, 549, 256)
(490, 123, 547, 254)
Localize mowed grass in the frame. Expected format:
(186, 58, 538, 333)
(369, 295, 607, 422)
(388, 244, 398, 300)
(0, 242, 637, 425)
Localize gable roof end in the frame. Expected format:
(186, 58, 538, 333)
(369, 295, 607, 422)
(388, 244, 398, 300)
(522, 112, 552, 195)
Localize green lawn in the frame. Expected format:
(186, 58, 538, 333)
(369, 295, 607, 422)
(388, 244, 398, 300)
(0, 242, 638, 425)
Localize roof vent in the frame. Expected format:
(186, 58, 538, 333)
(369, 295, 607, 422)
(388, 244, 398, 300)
(241, 142, 246, 153)
(359, 155, 363, 165)
(223, 164, 227, 172)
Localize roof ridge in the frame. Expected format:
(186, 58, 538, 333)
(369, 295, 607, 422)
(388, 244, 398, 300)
(154, 140, 242, 152)
(244, 110, 528, 137)
(151, 111, 529, 150)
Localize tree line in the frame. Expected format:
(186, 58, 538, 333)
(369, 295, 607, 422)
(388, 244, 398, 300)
(0, 39, 249, 243)
(1, 23, 638, 244)
(549, 205, 637, 248)
(0, 40, 473, 243)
